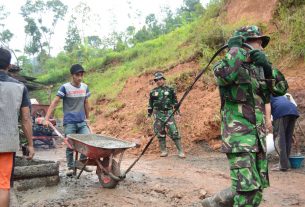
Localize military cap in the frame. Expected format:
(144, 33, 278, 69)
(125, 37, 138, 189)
(233, 25, 270, 48)
(154, 72, 166, 81)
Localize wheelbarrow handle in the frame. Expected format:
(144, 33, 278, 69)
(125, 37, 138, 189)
(48, 122, 73, 149)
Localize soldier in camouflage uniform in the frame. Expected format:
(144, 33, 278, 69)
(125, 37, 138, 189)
(213, 25, 288, 206)
(148, 72, 185, 158)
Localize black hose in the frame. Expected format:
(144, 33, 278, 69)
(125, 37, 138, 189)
(121, 43, 253, 178)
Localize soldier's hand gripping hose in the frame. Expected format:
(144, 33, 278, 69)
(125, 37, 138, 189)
(249, 49, 273, 78)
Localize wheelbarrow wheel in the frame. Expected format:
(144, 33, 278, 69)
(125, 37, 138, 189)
(96, 159, 120, 189)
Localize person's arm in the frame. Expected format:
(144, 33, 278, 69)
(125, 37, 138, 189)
(171, 88, 180, 114)
(84, 86, 91, 122)
(213, 47, 248, 86)
(147, 91, 153, 117)
(268, 68, 288, 96)
(44, 96, 61, 126)
(84, 98, 90, 120)
(265, 103, 272, 133)
(20, 106, 35, 160)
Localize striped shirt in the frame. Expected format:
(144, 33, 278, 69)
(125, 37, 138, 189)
(57, 82, 90, 124)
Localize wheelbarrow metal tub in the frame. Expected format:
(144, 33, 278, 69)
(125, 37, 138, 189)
(66, 134, 137, 188)
(67, 134, 136, 159)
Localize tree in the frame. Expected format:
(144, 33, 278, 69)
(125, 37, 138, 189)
(87, 36, 102, 48)
(125, 26, 136, 46)
(73, 2, 91, 41)
(21, 0, 68, 56)
(177, 0, 204, 23)
(0, 5, 13, 47)
(101, 31, 128, 51)
(124, 0, 204, 46)
(145, 14, 162, 38)
(64, 17, 81, 52)
(133, 26, 149, 43)
(161, 7, 178, 33)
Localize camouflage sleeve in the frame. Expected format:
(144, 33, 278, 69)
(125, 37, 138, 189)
(213, 47, 248, 86)
(267, 68, 288, 96)
(171, 88, 179, 107)
(169, 87, 179, 112)
(148, 90, 153, 114)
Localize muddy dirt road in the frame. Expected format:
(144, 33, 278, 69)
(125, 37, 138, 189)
(16, 143, 305, 207)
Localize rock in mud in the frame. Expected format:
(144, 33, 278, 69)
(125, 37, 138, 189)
(199, 189, 207, 199)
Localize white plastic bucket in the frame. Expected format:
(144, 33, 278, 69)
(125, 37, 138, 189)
(266, 133, 275, 154)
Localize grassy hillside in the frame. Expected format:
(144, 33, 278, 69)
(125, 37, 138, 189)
(31, 0, 305, 121)
(31, 0, 226, 103)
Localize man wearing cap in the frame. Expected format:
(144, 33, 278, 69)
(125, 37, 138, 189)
(148, 72, 185, 158)
(44, 64, 91, 176)
(211, 25, 288, 206)
(0, 48, 35, 207)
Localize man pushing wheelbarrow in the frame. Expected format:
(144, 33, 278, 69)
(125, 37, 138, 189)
(44, 64, 138, 189)
(44, 64, 92, 176)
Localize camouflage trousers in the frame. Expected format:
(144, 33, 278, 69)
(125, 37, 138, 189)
(226, 150, 269, 207)
(153, 110, 180, 141)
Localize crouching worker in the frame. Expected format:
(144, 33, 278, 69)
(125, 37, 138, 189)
(202, 25, 288, 207)
(44, 64, 92, 176)
(148, 72, 185, 158)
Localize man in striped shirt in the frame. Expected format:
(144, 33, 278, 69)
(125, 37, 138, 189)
(44, 64, 91, 176)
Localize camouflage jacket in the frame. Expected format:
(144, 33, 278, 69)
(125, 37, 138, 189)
(213, 47, 288, 153)
(148, 85, 178, 112)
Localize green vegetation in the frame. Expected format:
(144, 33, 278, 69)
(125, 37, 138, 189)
(29, 0, 305, 120)
(103, 100, 126, 117)
(32, 0, 226, 106)
(268, 0, 305, 61)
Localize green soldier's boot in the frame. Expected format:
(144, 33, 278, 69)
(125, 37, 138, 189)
(159, 139, 168, 157)
(174, 139, 186, 158)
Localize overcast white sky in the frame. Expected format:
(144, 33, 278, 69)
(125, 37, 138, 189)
(0, 0, 209, 60)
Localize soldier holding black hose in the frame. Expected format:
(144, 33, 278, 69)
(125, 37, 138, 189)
(210, 25, 289, 206)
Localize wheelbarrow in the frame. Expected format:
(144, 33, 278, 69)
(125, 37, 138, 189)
(67, 134, 137, 189)
(48, 123, 137, 188)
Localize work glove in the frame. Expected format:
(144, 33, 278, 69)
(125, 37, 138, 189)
(227, 36, 244, 49)
(249, 49, 273, 79)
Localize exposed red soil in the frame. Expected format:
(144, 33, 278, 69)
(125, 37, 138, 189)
(224, 0, 279, 24)
(92, 61, 222, 154)
(92, 55, 305, 154)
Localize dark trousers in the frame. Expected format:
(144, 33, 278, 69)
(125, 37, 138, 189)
(273, 115, 298, 169)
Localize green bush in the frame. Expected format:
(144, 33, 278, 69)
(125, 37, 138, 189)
(270, 3, 305, 59)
